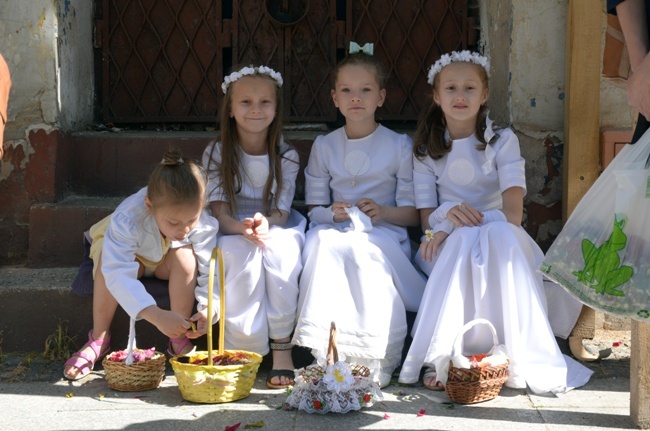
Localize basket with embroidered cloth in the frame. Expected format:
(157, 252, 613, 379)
(434, 318, 509, 404)
(169, 247, 262, 403)
(284, 321, 383, 414)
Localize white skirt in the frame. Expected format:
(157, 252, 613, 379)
(399, 221, 593, 395)
(218, 209, 306, 355)
(292, 223, 425, 378)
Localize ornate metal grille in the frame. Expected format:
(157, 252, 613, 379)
(100, 0, 474, 124)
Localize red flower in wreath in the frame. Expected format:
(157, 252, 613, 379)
(313, 400, 323, 410)
(363, 394, 372, 403)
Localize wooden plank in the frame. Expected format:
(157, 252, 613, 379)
(563, 0, 602, 360)
(563, 0, 601, 219)
(632, 320, 650, 428)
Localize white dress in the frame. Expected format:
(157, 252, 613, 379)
(202, 141, 306, 355)
(398, 128, 593, 395)
(292, 125, 426, 383)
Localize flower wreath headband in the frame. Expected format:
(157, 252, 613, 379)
(221, 65, 283, 94)
(427, 50, 490, 85)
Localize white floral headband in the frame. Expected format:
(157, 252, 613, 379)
(427, 50, 490, 85)
(221, 65, 284, 94)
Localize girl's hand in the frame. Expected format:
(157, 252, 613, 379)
(141, 306, 191, 339)
(331, 201, 352, 223)
(242, 217, 265, 246)
(185, 309, 209, 339)
(447, 202, 483, 227)
(420, 230, 449, 262)
(252, 212, 269, 239)
(356, 198, 383, 222)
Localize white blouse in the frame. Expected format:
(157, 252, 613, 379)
(413, 128, 526, 211)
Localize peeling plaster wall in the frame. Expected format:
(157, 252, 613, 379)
(1, 1, 59, 140)
(0, 0, 93, 264)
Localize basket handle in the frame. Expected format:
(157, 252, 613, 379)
(124, 317, 137, 366)
(326, 321, 338, 365)
(206, 247, 226, 366)
(451, 318, 499, 357)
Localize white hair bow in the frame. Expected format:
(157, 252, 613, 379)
(349, 41, 374, 55)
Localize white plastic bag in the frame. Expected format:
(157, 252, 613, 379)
(540, 129, 650, 321)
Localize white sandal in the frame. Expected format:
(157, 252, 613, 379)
(422, 367, 445, 391)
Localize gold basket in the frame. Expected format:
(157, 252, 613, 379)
(444, 319, 509, 404)
(170, 247, 263, 403)
(102, 352, 166, 392)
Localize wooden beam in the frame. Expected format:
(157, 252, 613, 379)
(563, 0, 601, 220)
(632, 321, 650, 428)
(563, 0, 602, 369)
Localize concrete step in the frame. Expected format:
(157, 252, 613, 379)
(29, 196, 124, 267)
(0, 266, 168, 354)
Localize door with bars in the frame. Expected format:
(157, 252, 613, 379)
(96, 0, 476, 124)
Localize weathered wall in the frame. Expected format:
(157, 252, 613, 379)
(481, 0, 631, 250)
(0, 0, 93, 264)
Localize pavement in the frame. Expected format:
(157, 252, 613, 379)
(0, 266, 636, 430)
(0, 332, 636, 431)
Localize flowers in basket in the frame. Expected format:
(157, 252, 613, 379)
(285, 360, 383, 414)
(101, 345, 166, 392)
(106, 347, 159, 363)
(467, 352, 509, 369)
(188, 352, 251, 366)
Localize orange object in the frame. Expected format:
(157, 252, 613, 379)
(0, 52, 10, 159)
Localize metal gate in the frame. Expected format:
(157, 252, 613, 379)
(98, 0, 476, 124)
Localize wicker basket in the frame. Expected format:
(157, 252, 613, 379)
(445, 319, 509, 404)
(170, 247, 263, 404)
(102, 352, 166, 391)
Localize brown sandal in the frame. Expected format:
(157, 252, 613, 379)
(266, 341, 295, 389)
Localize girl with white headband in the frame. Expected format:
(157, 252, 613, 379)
(398, 51, 593, 395)
(291, 43, 426, 388)
(203, 65, 306, 389)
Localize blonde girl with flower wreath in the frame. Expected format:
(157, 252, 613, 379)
(397, 51, 593, 395)
(202, 65, 306, 389)
(64, 149, 219, 380)
(291, 42, 426, 388)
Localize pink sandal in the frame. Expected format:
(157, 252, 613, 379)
(63, 330, 111, 381)
(167, 337, 194, 357)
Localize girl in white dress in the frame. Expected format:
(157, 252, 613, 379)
(202, 65, 306, 389)
(64, 149, 219, 380)
(397, 51, 593, 395)
(292, 43, 426, 388)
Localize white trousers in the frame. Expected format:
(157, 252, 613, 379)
(218, 210, 306, 355)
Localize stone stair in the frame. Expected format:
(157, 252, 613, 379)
(0, 266, 170, 354)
